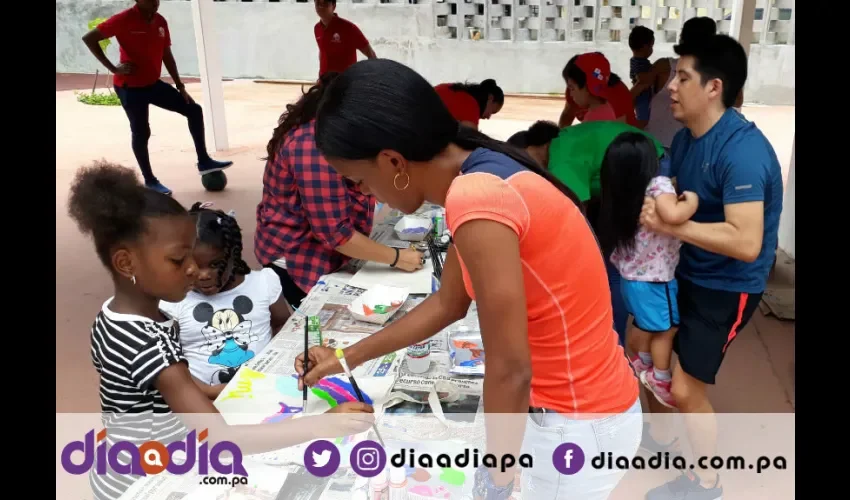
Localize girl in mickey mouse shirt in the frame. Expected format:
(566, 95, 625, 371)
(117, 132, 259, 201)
(160, 202, 294, 397)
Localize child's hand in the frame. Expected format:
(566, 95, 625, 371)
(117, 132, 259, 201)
(640, 197, 672, 235)
(329, 402, 374, 414)
(313, 403, 375, 438)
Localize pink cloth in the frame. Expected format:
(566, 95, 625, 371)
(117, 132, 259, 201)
(582, 102, 617, 122)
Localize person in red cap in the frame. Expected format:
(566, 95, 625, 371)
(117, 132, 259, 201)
(314, 0, 376, 77)
(434, 79, 505, 130)
(558, 52, 638, 128)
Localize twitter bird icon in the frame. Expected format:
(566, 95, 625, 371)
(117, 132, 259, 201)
(313, 449, 331, 468)
(304, 440, 341, 477)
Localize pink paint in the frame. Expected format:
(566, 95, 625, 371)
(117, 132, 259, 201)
(409, 486, 433, 496)
(320, 379, 359, 402)
(407, 485, 450, 499)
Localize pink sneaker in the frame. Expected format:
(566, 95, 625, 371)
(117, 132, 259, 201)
(640, 370, 678, 409)
(629, 356, 652, 376)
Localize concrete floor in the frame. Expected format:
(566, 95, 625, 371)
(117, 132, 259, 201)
(56, 74, 795, 414)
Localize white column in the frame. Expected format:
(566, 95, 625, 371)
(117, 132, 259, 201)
(191, 0, 229, 152)
(778, 136, 795, 259)
(729, 0, 757, 57)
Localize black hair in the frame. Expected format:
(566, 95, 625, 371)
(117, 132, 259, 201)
(562, 54, 623, 90)
(449, 79, 504, 117)
(596, 132, 661, 256)
(265, 72, 340, 162)
(678, 16, 716, 47)
(188, 203, 251, 290)
(507, 121, 560, 149)
(315, 59, 582, 207)
(67, 161, 188, 269)
(674, 34, 747, 109)
(628, 26, 655, 51)
(316, 0, 337, 5)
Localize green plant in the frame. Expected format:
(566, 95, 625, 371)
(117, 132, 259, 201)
(76, 92, 121, 106)
(88, 18, 111, 52)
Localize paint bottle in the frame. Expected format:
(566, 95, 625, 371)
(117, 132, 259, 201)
(432, 215, 445, 237)
(307, 315, 322, 348)
(370, 467, 389, 500)
(406, 340, 431, 374)
(389, 466, 408, 500)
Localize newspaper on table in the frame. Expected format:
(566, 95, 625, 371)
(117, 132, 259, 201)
(244, 283, 422, 378)
(381, 303, 486, 442)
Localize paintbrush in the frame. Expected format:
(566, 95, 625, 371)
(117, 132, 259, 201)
(302, 319, 309, 413)
(427, 235, 444, 278)
(335, 348, 386, 447)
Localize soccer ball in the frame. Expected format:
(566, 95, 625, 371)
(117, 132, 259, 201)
(202, 171, 227, 192)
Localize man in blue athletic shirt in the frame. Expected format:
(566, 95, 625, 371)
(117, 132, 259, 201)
(639, 34, 783, 500)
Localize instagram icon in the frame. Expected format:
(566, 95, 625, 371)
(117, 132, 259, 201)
(350, 440, 387, 478)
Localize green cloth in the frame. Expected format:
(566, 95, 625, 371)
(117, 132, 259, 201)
(547, 121, 665, 202)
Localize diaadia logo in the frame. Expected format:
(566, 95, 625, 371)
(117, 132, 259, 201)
(60, 429, 248, 477)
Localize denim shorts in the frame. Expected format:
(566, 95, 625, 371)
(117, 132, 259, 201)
(521, 398, 643, 499)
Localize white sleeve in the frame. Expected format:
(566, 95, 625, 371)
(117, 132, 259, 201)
(647, 176, 676, 198)
(260, 268, 284, 304)
(159, 300, 181, 320)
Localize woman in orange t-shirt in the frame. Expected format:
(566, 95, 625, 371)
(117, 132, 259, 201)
(558, 52, 638, 128)
(296, 59, 641, 500)
(434, 79, 504, 129)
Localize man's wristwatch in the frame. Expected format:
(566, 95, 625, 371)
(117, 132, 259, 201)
(472, 466, 514, 500)
(175, 82, 185, 90)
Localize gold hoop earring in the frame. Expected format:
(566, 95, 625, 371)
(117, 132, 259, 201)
(393, 172, 410, 191)
(131, 276, 136, 285)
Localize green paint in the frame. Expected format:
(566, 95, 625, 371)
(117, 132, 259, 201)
(311, 388, 338, 408)
(439, 467, 465, 486)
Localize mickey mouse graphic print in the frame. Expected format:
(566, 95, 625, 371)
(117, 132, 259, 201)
(160, 268, 283, 384)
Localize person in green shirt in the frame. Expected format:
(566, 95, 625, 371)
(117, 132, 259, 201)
(547, 120, 667, 203)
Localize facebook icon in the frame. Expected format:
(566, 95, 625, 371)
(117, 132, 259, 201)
(553, 443, 585, 475)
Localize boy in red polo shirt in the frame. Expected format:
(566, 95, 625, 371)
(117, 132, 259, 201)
(82, 0, 232, 195)
(314, 0, 376, 77)
(558, 52, 638, 129)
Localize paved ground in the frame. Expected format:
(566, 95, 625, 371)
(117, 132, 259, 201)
(56, 75, 795, 415)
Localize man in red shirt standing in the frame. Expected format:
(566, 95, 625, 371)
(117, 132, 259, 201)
(82, 0, 232, 195)
(314, 0, 376, 77)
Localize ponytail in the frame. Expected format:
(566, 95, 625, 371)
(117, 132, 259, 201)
(265, 72, 340, 162)
(608, 73, 623, 87)
(453, 125, 582, 207)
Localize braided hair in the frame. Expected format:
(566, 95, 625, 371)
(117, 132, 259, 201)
(188, 202, 251, 290)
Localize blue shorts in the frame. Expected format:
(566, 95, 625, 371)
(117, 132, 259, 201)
(621, 278, 679, 333)
(635, 91, 652, 121)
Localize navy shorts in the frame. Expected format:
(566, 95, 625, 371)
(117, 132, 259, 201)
(635, 90, 652, 121)
(621, 278, 679, 332)
(673, 279, 762, 385)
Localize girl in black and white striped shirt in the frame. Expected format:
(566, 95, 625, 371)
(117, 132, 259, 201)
(68, 162, 375, 500)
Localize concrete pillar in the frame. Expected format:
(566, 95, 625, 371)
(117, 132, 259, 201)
(729, 0, 757, 57)
(778, 136, 795, 259)
(191, 0, 229, 152)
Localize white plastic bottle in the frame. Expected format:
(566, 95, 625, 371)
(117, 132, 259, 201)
(369, 467, 389, 500)
(406, 340, 431, 374)
(389, 466, 409, 500)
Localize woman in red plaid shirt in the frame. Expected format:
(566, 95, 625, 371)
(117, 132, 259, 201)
(255, 73, 424, 307)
